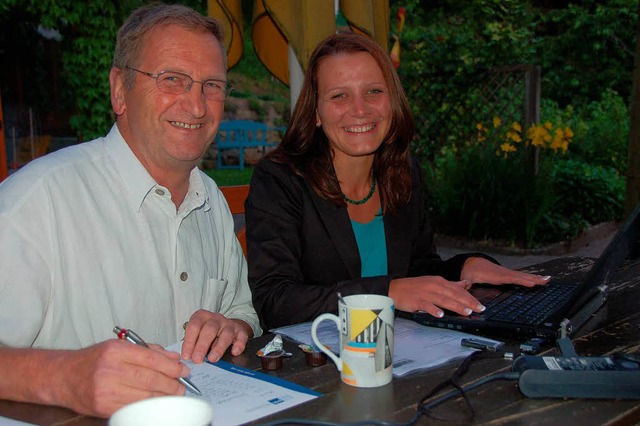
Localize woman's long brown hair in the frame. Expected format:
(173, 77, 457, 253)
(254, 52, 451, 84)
(267, 32, 416, 215)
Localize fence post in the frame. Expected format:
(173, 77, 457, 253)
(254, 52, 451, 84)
(524, 65, 541, 174)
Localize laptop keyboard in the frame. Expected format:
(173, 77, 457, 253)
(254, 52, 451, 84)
(483, 282, 580, 325)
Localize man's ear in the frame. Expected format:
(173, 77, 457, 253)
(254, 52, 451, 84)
(110, 67, 126, 116)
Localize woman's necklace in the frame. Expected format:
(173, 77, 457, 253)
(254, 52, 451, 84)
(342, 175, 376, 205)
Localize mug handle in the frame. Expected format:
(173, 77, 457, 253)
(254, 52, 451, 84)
(311, 313, 342, 371)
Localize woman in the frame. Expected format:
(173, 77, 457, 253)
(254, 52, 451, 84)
(245, 32, 550, 331)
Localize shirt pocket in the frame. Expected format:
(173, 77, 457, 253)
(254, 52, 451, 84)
(203, 277, 229, 313)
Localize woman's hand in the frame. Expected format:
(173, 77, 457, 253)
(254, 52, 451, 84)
(389, 276, 485, 318)
(461, 257, 551, 288)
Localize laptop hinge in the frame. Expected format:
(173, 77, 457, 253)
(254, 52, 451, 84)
(556, 284, 608, 339)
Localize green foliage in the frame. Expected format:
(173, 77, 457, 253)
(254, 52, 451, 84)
(395, 0, 539, 160)
(428, 144, 536, 243)
(559, 90, 629, 175)
(392, 0, 635, 163)
(536, 1, 637, 106)
(2, 0, 207, 141)
(390, 0, 633, 246)
(427, 102, 625, 247)
(204, 167, 253, 186)
(549, 158, 625, 226)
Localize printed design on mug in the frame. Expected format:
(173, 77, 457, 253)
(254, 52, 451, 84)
(344, 307, 393, 372)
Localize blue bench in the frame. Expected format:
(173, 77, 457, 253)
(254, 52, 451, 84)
(215, 120, 284, 170)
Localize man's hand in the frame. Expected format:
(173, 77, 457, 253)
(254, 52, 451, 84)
(181, 310, 253, 363)
(0, 340, 189, 418)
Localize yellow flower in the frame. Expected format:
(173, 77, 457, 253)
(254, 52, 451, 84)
(511, 122, 522, 132)
(493, 116, 502, 128)
(527, 124, 551, 147)
(500, 142, 517, 153)
(550, 128, 565, 152)
(506, 130, 522, 143)
(564, 126, 574, 139)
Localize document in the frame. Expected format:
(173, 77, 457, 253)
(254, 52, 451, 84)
(272, 317, 501, 377)
(166, 342, 321, 426)
(0, 417, 36, 426)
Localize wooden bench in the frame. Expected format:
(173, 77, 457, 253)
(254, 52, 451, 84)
(215, 120, 283, 170)
(219, 184, 249, 256)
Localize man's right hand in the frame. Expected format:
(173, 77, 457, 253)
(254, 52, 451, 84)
(0, 339, 190, 418)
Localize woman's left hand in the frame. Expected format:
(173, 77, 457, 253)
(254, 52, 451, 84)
(460, 257, 551, 288)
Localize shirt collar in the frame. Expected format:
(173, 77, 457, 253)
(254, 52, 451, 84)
(104, 124, 209, 212)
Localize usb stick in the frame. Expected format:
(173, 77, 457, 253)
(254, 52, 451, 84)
(461, 337, 504, 352)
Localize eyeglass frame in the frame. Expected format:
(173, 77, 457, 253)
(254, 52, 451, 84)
(124, 66, 233, 101)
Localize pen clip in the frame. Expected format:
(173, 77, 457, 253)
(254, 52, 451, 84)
(125, 329, 149, 347)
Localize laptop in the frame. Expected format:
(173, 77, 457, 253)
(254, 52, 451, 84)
(413, 202, 640, 341)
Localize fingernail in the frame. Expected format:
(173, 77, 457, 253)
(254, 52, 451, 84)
(181, 365, 190, 376)
(543, 275, 551, 281)
(436, 310, 444, 318)
(193, 351, 204, 363)
(478, 304, 486, 312)
(463, 308, 472, 315)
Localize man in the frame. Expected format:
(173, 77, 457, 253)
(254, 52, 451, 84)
(0, 3, 261, 418)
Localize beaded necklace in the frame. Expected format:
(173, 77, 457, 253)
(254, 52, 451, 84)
(342, 175, 376, 205)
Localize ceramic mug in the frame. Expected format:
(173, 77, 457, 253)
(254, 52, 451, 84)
(109, 395, 213, 426)
(312, 294, 394, 387)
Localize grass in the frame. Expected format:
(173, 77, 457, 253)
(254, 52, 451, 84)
(203, 167, 254, 186)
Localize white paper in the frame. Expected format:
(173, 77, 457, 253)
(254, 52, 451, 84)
(0, 416, 36, 426)
(165, 342, 320, 426)
(272, 317, 502, 377)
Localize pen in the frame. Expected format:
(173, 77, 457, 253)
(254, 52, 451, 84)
(113, 326, 202, 396)
(461, 337, 504, 352)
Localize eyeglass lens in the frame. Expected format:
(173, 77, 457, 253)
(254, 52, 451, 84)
(156, 71, 230, 101)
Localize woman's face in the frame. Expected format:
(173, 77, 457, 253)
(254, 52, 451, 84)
(315, 51, 392, 162)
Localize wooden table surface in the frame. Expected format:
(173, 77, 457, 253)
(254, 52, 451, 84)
(1, 256, 639, 426)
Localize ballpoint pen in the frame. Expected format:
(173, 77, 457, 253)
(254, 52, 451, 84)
(113, 326, 202, 396)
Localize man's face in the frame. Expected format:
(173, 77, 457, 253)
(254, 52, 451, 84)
(112, 24, 226, 175)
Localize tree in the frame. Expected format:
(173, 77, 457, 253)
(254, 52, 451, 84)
(626, 1, 640, 215)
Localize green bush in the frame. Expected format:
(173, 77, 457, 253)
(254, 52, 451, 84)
(204, 167, 253, 186)
(549, 159, 625, 227)
(562, 90, 629, 175)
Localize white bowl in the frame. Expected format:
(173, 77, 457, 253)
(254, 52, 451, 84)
(109, 395, 213, 426)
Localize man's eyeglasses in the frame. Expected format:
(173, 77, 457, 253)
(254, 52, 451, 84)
(125, 66, 233, 101)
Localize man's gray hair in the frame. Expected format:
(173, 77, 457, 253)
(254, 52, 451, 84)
(113, 2, 226, 87)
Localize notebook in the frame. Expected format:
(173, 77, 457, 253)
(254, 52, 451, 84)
(413, 202, 640, 341)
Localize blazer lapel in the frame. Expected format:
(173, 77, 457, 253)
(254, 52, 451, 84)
(307, 185, 362, 279)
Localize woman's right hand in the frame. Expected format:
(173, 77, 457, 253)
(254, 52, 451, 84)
(389, 276, 485, 318)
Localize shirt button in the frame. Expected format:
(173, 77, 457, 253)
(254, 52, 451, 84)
(180, 271, 189, 281)
(155, 188, 165, 196)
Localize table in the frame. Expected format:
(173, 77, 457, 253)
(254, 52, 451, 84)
(2, 256, 639, 425)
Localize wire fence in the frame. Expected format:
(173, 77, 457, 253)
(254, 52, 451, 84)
(403, 64, 541, 164)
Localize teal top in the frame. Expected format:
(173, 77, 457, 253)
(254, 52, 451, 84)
(351, 212, 388, 277)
